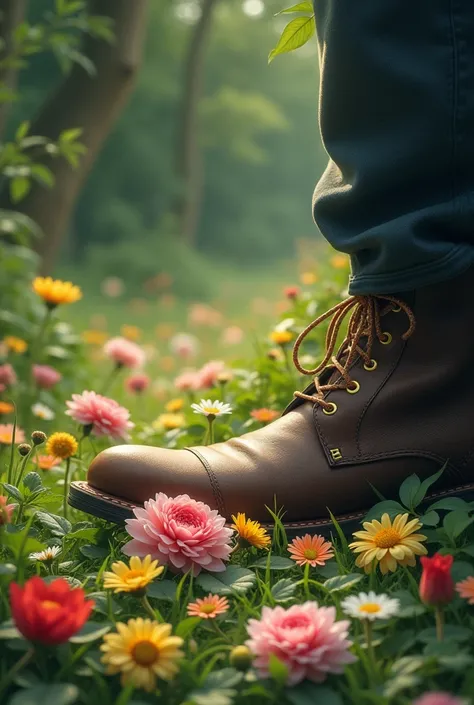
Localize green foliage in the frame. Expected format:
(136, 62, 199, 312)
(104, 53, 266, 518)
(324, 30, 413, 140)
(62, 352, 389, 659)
(269, 3, 316, 63)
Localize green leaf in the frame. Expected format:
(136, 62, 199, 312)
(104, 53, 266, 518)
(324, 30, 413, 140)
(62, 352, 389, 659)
(2, 527, 45, 559)
(287, 682, 344, 705)
(175, 616, 200, 639)
(188, 669, 243, 705)
(66, 527, 98, 542)
(391, 590, 426, 618)
(268, 15, 316, 63)
(3, 483, 23, 502)
(0, 619, 21, 639)
(399, 474, 421, 509)
(276, 2, 314, 14)
(196, 566, 256, 595)
(10, 177, 31, 204)
(443, 510, 474, 541)
(451, 560, 474, 583)
(7, 684, 79, 705)
(35, 511, 72, 537)
(428, 497, 471, 513)
(0, 563, 16, 576)
(271, 578, 297, 602)
(30, 164, 55, 188)
(147, 579, 177, 602)
(418, 510, 440, 527)
(250, 556, 294, 570)
(324, 573, 363, 593)
(69, 621, 111, 643)
(79, 544, 109, 560)
(411, 466, 445, 507)
(363, 500, 406, 522)
(23, 472, 43, 493)
(418, 624, 471, 644)
(60, 127, 83, 143)
(15, 121, 30, 141)
(268, 653, 289, 686)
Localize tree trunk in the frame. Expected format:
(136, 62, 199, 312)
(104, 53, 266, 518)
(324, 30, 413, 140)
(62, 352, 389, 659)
(0, 0, 28, 138)
(0, 0, 149, 273)
(173, 0, 219, 246)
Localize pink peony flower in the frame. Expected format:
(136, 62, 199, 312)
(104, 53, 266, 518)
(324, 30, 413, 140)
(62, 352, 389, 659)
(65, 391, 134, 439)
(125, 373, 150, 394)
(122, 493, 233, 576)
(0, 363, 16, 388)
(32, 364, 62, 389)
(0, 495, 16, 524)
(195, 360, 226, 390)
(174, 369, 200, 392)
(412, 694, 466, 705)
(103, 337, 146, 369)
(246, 602, 356, 686)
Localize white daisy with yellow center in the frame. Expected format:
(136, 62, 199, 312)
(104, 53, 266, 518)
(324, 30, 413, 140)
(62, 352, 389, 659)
(341, 591, 400, 621)
(191, 399, 233, 418)
(31, 402, 55, 420)
(29, 545, 61, 562)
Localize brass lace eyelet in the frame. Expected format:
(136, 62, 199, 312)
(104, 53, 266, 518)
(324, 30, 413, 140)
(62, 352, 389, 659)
(392, 305, 402, 313)
(323, 402, 338, 415)
(346, 380, 360, 394)
(364, 359, 378, 371)
(380, 332, 392, 345)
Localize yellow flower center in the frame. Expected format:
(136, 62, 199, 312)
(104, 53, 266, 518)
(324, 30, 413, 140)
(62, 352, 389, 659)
(203, 406, 220, 414)
(42, 600, 60, 611)
(359, 603, 382, 614)
(200, 604, 217, 615)
(132, 640, 159, 666)
(373, 528, 400, 548)
(303, 548, 317, 560)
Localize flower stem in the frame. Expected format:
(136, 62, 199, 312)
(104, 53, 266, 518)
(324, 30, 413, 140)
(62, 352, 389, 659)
(303, 562, 311, 600)
(0, 647, 34, 698)
(363, 620, 378, 677)
(206, 417, 215, 446)
(15, 448, 33, 487)
(142, 595, 163, 621)
(100, 364, 121, 395)
(435, 606, 444, 641)
(63, 457, 71, 520)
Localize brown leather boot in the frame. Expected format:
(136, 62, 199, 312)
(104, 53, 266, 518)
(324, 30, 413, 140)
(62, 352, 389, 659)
(69, 269, 474, 534)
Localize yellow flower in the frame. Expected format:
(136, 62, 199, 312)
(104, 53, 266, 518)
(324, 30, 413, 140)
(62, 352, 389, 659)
(33, 277, 82, 307)
(101, 618, 183, 692)
(3, 336, 28, 354)
(153, 413, 186, 431)
(300, 271, 318, 285)
(45, 432, 78, 459)
(330, 254, 349, 270)
(121, 324, 141, 341)
(165, 398, 184, 413)
(0, 401, 14, 414)
(269, 330, 294, 346)
(349, 513, 427, 575)
(231, 512, 271, 550)
(82, 330, 108, 346)
(103, 555, 164, 594)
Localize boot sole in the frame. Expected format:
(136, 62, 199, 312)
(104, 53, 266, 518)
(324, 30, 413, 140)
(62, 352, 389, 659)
(68, 480, 474, 538)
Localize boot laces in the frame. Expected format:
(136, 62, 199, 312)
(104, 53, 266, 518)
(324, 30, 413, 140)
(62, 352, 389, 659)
(292, 295, 416, 410)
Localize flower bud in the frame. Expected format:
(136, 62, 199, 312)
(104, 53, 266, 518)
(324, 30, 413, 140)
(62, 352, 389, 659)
(420, 553, 454, 606)
(31, 430, 47, 446)
(18, 443, 32, 457)
(229, 645, 253, 671)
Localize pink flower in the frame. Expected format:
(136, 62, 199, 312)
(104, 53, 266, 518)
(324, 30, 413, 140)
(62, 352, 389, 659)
(283, 285, 300, 300)
(32, 364, 62, 389)
(123, 493, 233, 576)
(221, 326, 244, 346)
(169, 333, 199, 359)
(0, 423, 25, 445)
(125, 373, 150, 394)
(195, 360, 226, 390)
(174, 369, 200, 392)
(65, 391, 134, 439)
(103, 337, 145, 369)
(412, 694, 466, 705)
(0, 495, 15, 524)
(245, 602, 356, 686)
(0, 363, 16, 388)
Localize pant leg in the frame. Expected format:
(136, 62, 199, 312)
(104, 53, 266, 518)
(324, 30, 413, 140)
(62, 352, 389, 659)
(313, 0, 474, 294)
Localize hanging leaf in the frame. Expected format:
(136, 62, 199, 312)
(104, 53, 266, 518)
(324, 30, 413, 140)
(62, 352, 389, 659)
(276, 2, 314, 14)
(268, 15, 316, 63)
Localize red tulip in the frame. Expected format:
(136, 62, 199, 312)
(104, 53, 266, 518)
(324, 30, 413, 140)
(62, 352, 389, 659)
(419, 553, 454, 606)
(10, 576, 94, 645)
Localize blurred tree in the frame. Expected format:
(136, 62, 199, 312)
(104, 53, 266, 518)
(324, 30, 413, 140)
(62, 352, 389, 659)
(0, 0, 28, 137)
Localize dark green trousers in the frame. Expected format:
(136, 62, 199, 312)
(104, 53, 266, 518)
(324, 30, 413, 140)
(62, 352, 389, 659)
(313, 0, 474, 294)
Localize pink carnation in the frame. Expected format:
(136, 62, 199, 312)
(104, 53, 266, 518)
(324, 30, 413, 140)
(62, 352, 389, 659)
(123, 493, 233, 576)
(0, 495, 16, 524)
(33, 364, 62, 389)
(65, 391, 134, 439)
(0, 363, 16, 388)
(174, 369, 200, 391)
(103, 337, 145, 369)
(125, 373, 150, 394)
(246, 602, 356, 686)
(195, 360, 226, 390)
(413, 694, 466, 705)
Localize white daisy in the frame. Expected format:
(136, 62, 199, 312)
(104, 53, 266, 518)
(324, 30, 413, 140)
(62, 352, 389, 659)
(29, 545, 61, 562)
(341, 591, 400, 621)
(191, 399, 233, 418)
(31, 402, 55, 421)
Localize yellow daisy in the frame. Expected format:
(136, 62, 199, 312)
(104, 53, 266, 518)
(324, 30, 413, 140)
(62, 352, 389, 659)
(3, 336, 28, 353)
(45, 432, 78, 459)
(33, 276, 82, 307)
(121, 324, 141, 341)
(82, 329, 108, 346)
(153, 413, 186, 431)
(103, 555, 164, 594)
(269, 330, 294, 346)
(231, 512, 271, 550)
(165, 398, 185, 413)
(349, 513, 427, 575)
(101, 618, 183, 692)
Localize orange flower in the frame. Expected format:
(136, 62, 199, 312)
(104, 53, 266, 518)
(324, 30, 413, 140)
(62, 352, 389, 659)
(250, 408, 279, 424)
(269, 330, 294, 346)
(187, 594, 229, 619)
(4, 336, 28, 354)
(300, 271, 318, 286)
(456, 576, 474, 604)
(0, 423, 25, 445)
(0, 401, 14, 414)
(288, 534, 334, 567)
(32, 455, 62, 471)
(330, 254, 349, 270)
(33, 277, 82, 307)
